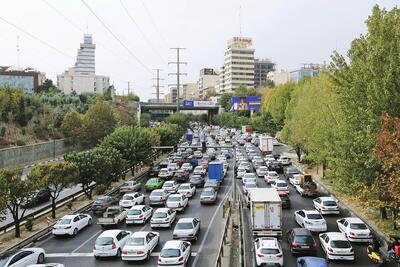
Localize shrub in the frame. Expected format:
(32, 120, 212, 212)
(16, 140, 26, 146)
(25, 217, 34, 231)
(93, 184, 107, 195)
(0, 124, 5, 137)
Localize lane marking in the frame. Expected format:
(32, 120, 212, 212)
(46, 252, 198, 258)
(71, 229, 102, 253)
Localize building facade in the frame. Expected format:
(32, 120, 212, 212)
(57, 34, 110, 95)
(164, 92, 172, 103)
(289, 64, 322, 83)
(0, 67, 45, 93)
(254, 58, 275, 88)
(267, 69, 290, 86)
(198, 68, 218, 100)
(182, 83, 199, 100)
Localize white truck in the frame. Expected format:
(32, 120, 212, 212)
(259, 136, 274, 155)
(98, 206, 127, 227)
(249, 188, 282, 237)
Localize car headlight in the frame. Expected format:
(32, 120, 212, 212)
(65, 226, 72, 229)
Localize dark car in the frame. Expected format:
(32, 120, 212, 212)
(149, 165, 161, 177)
(174, 169, 190, 183)
(92, 196, 119, 214)
(268, 161, 283, 174)
(22, 189, 51, 208)
(284, 166, 301, 180)
(278, 191, 291, 209)
(287, 228, 317, 255)
(159, 160, 169, 170)
(190, 175, 205, 188)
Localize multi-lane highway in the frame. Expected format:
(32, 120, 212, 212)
(34, 153, 234, 266)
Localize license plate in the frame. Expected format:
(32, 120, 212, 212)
(300, 246, 309, 248)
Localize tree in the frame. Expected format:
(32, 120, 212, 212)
(60, 108, 82, 144)
(219, 93, 234, 110)
(140, 113, 151, 127)
(94, 146, 128, 186)
(166, 113, 190, 130)
(29, 162, 77, 218)
(153, 123, 184, 146)
(0, 167, 38, 237)
(34, 79, 60, 94)
(251, 112, 278, 135)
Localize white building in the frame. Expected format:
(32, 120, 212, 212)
(219, 37, 255, 94)
(198, 68, 219, 100)
(181, 83, 199, 100)
(57, 34, 110, 95)
(267, 69, 290, 86)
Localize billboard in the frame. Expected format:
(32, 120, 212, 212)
(230, 96, 261, 111)
(182, 100, 217, 108)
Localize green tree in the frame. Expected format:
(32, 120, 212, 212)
(166, 113, 190, 130)
(60, 108, 83, 144)
(94, 146, 128, 185)
(219, 93, 234, 110)
(153, 123, 184, 146)
(251, 112, 278, 135)
(140, 113, 151, 127)
(34, 79, 60, 94)
(29, 162, 77, 218)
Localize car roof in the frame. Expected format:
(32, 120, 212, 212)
(180, 183, 191, 186)
(258, 237, 279, 248)
(163, 240, 184, 249)
(169, 194, 183, 197)
(131, 231, 154, 238)
(99, 230, 125, 237)
(160, 168, 168, 171)
(304, 210, 321, 215)
(130, 205, 146, 209)
(325, 232, 347, 240)
(60, 214, 77, 219)
(177, 218, 195, 223)
(292, 228, 312, 235)
(151, 189, 165, 193)
(318, 196, 336, 201)
(344, 217, 364, 223)
(154, 208, 170, 213)
(123, 192, 138, 196)
(298, 257, 327, 265)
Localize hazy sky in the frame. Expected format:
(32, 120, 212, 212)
(0, 0, 398, 100)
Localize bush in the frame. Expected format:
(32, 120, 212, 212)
(0, 124, 6, 137)
(16, 140, 26, 146)
(25, 217, 34, 231)
(93, 184, 107, 195)
(66, 200, 73, 210)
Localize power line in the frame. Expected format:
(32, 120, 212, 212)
(81, 0, 153, 74)
(120, 0, 166, 63)
(169, 48, 187, 112)
(0, 16, 73, 59)
(139, 0, 169, 48)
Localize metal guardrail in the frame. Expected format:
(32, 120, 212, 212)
(214, 198, 232, 267)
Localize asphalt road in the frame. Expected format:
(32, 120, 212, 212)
(33, 152, 234, 267)
(238, 142, 391, 267)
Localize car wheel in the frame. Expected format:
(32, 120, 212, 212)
(73, 228, 78, 236)
(94, 255, 100, 260)
(37, 253, 45, 263)
(116, 248, 122, 257)
(88, 219, 92, 225)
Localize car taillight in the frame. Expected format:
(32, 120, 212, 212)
(137, 251, 144, 254)
(111, 242, 116, 249)
(173, 234, 177, 238)
(257, 253, 264, 257)
(327, 247, 333, 252)
(291, 242, 299, 247)
(178, 256, 184, 262)
(276, 253, 283, 258)
(139, 214, 144, 218)
(158, 256, 162, 262)
(188, 233, 193, 236)
(122, 250, 127, 255)
(101, 204, 107, 208)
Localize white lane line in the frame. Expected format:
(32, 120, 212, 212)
(46, 252, 198, 258)
(192, 186, 232, 267)
(71, 229, 102, 253)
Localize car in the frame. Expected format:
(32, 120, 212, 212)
(122, 231, 159, 261)
(278, 156, 291, 166)
(319, 232, 355, 261)
(313, 197, 339, 214)
(149, 189, 170, 206)
(256, 166, 269, 177)
(239, 162, 251, 171)
(189, 174, 205, 188)
(268, 161, 283, 173)
(166, 194, 189, 212)
(52, 214, 92, 236)
(92, 196, 119, 214)
(204, 179, 220, 191)
(200, 187, 218, 204)
(119, 192, 145, 208)
(158, 240, 191, 267)
(278, 191, 291, 209)
(177, 183, 196, 198)
(145, 178, 165, 191)
(167, 163, 179, 172)
(296, 257, 328, 267)
(162, 180, 180, 194)
(93, 230, 132, 258)
(158, 168, 174, 180)
(243, 182, 257, 195)
(242, 173, 257, 185)
(289, 174, 302, 186)
(97, 206, 128, 227)
(119, 180, 141, 193)
(265, 171, 279, 184)
(22, 189, 51, 208)
(126, 205, 153, 225)
(150, 208, 176, 228)
(271, 180, 289, 194)
(0, 248, 46, 266)
(27, 264, 64, 267)
(193, 166, 206, 176)
(336, 217, 372, 242)
(287, 228, 317, 255)
(181, 163, 193, 172)
(149, 166, 161, 177)
(236, 166, 247, 179)
(284, 166, 301, 179)
(294, 210, 327, 232)
(194, 151, 202, 158)
(254, 237, 283, 267)
(173, 218, 201, 241)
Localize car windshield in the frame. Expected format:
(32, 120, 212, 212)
(122, 195, 134, 200)
(58, 219, 71, 225)
(191, 176, 201, 181)
(294, 235, 314, 243)
(126, 237, 144, 246)
(323, 200, 337, 206)
(277, 183, 287, 187)
(161, 248, 181, 257)
(168, 196, 181, 202)
(246, 183, 257, 188)
(180, 185, 190, 190)
(269, 173, 278, 177)
(176, 222, 193, 230)
(0, 253, 14, 267)
(148, 179, 158, 183)
(151, 191, 163, 196)
(260, 248, 280, 255)
(331, 240, 351, 248)
(202, 190, 214, 196)
(307, 213, 323, 220)
(164, 182, 174, 187)
(96, 237, 113, 246)
(153, 212, 167, 218)
(127, 209, 141, 215)
(350, 223, 368, 230)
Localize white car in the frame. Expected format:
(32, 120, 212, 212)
(194, 151, 202, 158)
(254, 237, 283, 267)
(271, 180, 289, 194)
(264, 171, 279, 184)
(119, 180, 141, 193)
(319, 232, 355, 261)
(193, 166, 206, 176)
(243, 182, 257, 195)
(278, 156, 291, 166)
(94, 230, 131, 258)
(27, 264, 64, 267)
(294, 210, 327, 232)
(151, 208, 176, 228)
(52, 214, 92, 236)
(167, 163, 179, 171)
(166, 194, 189, 212)
(313, 197, 340, 214)
(119, 192, 145, 208)
(336, 217, 372, 242)
(256, 166, 269, 177)
(289, 174, 302, 186)
(242, 173, 257, 185)
(236, 167, 247, 179)
(162, 180, 180, 194)
(126, 205, 153, 225)
(177, 183, 196, 198)
(181, 163, 193, 172)
(149, 189, 170, 206)
(159, 168, 173, 179)
(122, 231, 159, 261)
(158, 240, 191, 267)
(0, 248, 46, 267)
(173, 218, 201, 241)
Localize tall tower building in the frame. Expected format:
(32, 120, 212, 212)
(74, 34, 96, 74)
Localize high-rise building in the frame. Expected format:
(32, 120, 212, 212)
(219, 37, 255, 94)
(182, 83, 199, 100)
(57, 34, 110, 95)
(198, 68, 219, 100)
(0, 66, 45, 93)
(254, 58, 275, 88)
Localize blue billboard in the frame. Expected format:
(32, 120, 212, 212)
(230, 96, 261, 111)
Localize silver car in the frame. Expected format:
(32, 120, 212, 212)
(120, 180, 141, 193)
(200, 187, 217, 204)
(149, 189, 170, 206)
(172, 218, 201, 241)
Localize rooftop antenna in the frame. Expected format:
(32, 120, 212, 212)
(239, 5, 242, 38)
(16, 35, 20, 68)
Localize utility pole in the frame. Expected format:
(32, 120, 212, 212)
(127, 81, 130, 95)
(169, 48, 187, 112)
(152, 69, 164, 103)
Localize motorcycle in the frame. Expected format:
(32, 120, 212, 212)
(367, 244, 384, 266)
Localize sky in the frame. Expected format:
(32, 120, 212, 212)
(0, 0, 398, 101)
